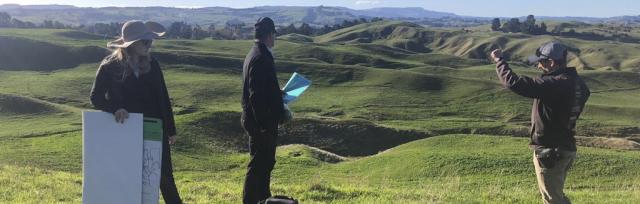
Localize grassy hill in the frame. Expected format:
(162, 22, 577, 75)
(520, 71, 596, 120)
(2, 135, 639, 203)
(0, 21, 639, 203)
(316, 21, 640, 71)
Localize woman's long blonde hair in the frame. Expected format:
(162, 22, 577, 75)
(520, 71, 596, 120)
(103, 45, 152, 79)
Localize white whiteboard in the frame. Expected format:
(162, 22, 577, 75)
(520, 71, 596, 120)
(82, 111, 143, 204)
(142, 117, 163, 204)
(142, 140, 162, 204)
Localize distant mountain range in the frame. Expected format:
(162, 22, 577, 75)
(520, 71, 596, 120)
(0, 4, 459, 27)
(0, 4, 638, 27)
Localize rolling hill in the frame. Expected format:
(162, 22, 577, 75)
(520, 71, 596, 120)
(0, 20, 639, 203)
(316, 21, 640, 71)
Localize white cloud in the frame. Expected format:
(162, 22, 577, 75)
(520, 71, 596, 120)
(355, 0, 382, 5)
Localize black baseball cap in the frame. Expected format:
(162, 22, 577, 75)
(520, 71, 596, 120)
(255, 17, 278, 35)
(527, 41, 568, 65)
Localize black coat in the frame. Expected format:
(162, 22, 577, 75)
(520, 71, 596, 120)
(496, 60, 590, 151)
(90, 57, 177, 137)
(241, 42, 285, 132)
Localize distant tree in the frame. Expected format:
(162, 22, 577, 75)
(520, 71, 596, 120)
(538, 22, 548, 34)
(167, 22, 183, 38)
(191, 24, 207, 40)
(280, 23, 297, 35)
(521, 15, 537, 34)
(207, 24, 216, 38)
(491, 18, 501, 31)
(503, 18, 521, 33)
(10, 18, 25, 28)
(215, 28, 235, 40)
(87, 22, 121, 37)
(341, 19, 357, 28)
(340, 20, 349, 28)
(93, 23, 107, 34)
(500, 22, 508, 32)
(167, 21, 192, 39)
(112, 22, 123, 35)
(370, 17, 384, 22)
(298, 23, 313, 36)
(53, 21, 65, 29)
(224, 19, 245, 39)
(23, 21, 36, 28)
(225, 19, 245, 30)
(320, 24, 332, 34)
(0, 12, 11, 27)
(331, 23, 343, 31)
(180, 23, 192, 39)
(551, 25, 564, 34)
(42, 20, 54, 28)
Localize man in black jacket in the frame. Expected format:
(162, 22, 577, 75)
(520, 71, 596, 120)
(241, 17, 286, 204)
(491, 42, 590, 204)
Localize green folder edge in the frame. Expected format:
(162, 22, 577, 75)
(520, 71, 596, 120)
(143, 117, 163, 141)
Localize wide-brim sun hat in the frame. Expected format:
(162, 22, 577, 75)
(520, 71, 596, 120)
(107, 20, 166, 49)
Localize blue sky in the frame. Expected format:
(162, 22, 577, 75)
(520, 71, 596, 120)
(0, 0, 639, 17)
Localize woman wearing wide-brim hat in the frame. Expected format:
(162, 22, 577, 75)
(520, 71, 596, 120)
(90, 20, 183, 204)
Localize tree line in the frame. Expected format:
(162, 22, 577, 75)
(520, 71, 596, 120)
(162, 17, 384, 40)
(490, 15, 639, 43)
(278, 17, 384, 36)
(0, 11, 382, 40)
(491, 15, 548, 35)
(0, 12, 74, 29)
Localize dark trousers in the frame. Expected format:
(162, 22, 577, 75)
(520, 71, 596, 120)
(161, 135, 183, 204)
(242, 127, 278, 204)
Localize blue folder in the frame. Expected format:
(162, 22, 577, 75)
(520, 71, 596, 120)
(282, 72, 311, 104)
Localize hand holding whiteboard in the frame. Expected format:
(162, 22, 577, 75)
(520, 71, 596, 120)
(83, 111, 164, 204)
(83, 111, 143, 204)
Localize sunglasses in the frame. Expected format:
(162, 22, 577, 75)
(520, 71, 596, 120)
(534, 48, 553, 64)
(535, 48, 550, 59)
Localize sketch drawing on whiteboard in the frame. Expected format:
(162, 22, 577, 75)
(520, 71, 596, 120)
(142, 146, 161, 188)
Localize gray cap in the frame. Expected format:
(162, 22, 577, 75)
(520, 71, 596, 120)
(527, 41, 568, 64)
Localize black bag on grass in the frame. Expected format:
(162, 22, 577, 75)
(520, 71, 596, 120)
(258, 195, 299, 204)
